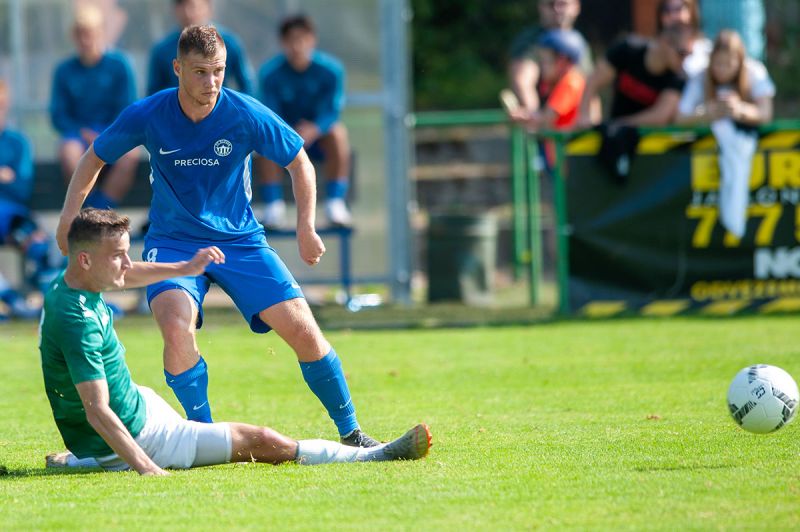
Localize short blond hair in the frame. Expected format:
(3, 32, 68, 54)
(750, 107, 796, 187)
(73, 3, 104, 30)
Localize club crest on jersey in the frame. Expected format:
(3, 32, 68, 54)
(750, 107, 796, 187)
(214, 139, 233, 157)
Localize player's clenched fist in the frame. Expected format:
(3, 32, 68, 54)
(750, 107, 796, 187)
(184, 246, 225, 276)
(297, 227, 325, 266)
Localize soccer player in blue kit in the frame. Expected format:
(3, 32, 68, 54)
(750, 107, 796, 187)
(56, 25, 380, 448)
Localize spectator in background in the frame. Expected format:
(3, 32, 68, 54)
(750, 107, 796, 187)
(700, 0, 765, 61)
(148, 0, 254, 95)
(657, 0, 710, 77)
(50, 5, 138, 210)
(508, 29, 586, 132)
(677, 30, 774, 126)
(0, 80, 58, 317)
(257, 14, 352, 228)
(677, 30, 773, 239)
(507, 0, 592, 124)
(577, 23, 697, 128)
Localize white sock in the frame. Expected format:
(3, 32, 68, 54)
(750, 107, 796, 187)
(66, 453, 100, 468)
(295, 439, 386, 465)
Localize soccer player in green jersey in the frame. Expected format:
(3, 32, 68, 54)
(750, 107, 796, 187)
(41, 209, 431, 475)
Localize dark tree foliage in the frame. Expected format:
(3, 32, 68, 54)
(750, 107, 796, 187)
(411, 0, 631, 111)
(412, 0, 534, 110)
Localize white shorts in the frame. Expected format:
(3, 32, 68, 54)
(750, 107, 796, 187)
(95, 386, 232, 471)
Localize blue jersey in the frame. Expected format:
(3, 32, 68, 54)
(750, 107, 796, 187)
(93, 88, 303, 243)
(147, 27, 254, 96)
(50, 51, 136, 138)
(258, 51, 345, 134)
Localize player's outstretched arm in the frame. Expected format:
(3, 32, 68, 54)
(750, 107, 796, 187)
(120, 246, 225, 290)
(286, 150, 326, 266)
(75, 379, 167, 476)
(56, 145, 107, 255)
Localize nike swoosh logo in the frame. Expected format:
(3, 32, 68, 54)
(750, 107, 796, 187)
(159, 148, 181, 155)
(338, 399, 352, 410)
(192, 401, 208, 411)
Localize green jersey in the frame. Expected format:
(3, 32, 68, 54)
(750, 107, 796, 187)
(39, 272, 146, 458)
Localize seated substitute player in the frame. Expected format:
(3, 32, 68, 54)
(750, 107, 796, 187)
(147, 0, 254, 96)
(56, 25, 381, 448)
(0, 79, 59, 315)
(50, 5, 139, 210)
(43, 209, 431, 475)
(257, 14, 353, 228)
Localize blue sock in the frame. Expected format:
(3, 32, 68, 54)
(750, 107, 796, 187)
(259, 183, 284, 203)
(325, 180, 348, 200)
(85, 190, 118, 210)
(165, 356, 213, 423)
(300, 349, 359, 436)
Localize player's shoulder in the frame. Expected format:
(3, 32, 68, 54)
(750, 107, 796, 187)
(102, 49, 135, 72)
(312, 50, 344, 73)
(1, 128, 30, 147)
(43, 280, 94, 324)
(216, 25, 245, 48)
(223, 87, 270, 117)
(133, 88, 175, 112)
(54, 55, 81, 74)
(222, 88, 281, 128)
(259, 54, 289, 80)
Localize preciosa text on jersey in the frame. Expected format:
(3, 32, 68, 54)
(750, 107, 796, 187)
(174, 158, 221, 166)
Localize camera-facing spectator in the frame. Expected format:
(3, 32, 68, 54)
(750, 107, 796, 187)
(256, 15, 353, 228)
(677, 30, 774, 126)
(50, 5, 138, 210)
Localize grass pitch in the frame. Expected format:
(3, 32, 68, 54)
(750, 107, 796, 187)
(1, 314, 799, 529)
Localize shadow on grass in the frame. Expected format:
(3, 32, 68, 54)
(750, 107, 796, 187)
(0, 465, 104, 479)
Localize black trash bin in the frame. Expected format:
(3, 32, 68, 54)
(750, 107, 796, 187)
(427, 212, 497, 304)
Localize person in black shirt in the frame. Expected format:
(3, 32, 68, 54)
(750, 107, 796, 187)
(578, 23, 698, 127)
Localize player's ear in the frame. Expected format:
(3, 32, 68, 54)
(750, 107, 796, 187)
(173, 58, 181, 78)
(77, 250, 91, 270)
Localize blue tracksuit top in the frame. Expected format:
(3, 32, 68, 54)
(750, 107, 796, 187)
(258, 50, 345, 134)
(49, 51, 136, 138)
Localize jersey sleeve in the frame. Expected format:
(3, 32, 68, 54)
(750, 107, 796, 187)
(747, 60, 776, 100)
(249, 100, 304, 167)
(678, 72, 705, 116)
(93, 101, 146, 163)
(313, 62, 345, 134)
(50, 63, 81, 138)
(57, 313, 107, 385)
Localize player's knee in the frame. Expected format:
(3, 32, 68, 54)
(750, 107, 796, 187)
(325, 124, 350, 153)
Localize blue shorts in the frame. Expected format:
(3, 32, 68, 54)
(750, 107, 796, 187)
(142, 238, 304, 333)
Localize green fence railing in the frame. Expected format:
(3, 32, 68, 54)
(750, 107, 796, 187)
(412, 111, 800, 314)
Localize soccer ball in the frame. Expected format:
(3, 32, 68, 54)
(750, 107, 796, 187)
(727, 365, 799, 434)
